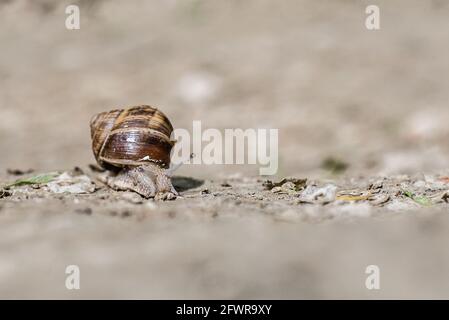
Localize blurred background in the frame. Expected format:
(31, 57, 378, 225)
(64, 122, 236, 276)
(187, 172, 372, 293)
(1, 0, 449, 178)
(2, 0, 449, 300)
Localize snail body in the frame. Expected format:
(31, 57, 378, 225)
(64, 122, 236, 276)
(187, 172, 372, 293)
(90, 105, 178, 200)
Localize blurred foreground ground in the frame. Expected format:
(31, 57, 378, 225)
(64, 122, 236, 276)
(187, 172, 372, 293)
(1, 0, 449, 299)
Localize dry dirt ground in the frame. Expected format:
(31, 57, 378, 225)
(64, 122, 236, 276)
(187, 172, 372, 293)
(1, 0, 449, 299)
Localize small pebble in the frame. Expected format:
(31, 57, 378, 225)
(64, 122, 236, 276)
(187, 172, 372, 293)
(120, 192, 144, 204)
(145, 201, 157, 210)
(0, 189, 12, 198)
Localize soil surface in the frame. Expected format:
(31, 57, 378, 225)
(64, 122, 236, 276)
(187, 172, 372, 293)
(1, 0, 449, 299)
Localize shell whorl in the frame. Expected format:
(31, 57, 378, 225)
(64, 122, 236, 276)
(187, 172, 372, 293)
(90, 105, 174, 170)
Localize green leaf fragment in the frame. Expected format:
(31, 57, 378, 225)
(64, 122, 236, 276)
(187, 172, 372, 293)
(402, 189, 432, 206)
(5, 172, 60, 188)
(321, 157, 348, 174)
(413, 196, 432, 206)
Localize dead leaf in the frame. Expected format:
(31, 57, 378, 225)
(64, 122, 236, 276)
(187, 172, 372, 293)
(336, 193, 371, 202)
(369, 194, 390, 206)
(263, 178, 307, 192)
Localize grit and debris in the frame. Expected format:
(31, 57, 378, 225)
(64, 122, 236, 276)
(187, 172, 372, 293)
(1, 167, 449, 299)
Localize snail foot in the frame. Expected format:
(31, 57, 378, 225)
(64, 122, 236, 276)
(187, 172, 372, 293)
(98, 164, 177, 200)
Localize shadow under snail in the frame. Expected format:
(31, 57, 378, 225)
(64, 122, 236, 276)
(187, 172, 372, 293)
(90, 105, 178, 200)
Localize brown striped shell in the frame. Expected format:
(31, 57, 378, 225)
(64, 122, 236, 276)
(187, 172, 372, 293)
(90, 105, 174, 170)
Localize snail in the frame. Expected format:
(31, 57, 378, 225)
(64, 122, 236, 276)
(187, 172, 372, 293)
(90, 105, 178, 200)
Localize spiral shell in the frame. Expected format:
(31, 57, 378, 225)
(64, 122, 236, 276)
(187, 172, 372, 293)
(90, 105, 174, 170)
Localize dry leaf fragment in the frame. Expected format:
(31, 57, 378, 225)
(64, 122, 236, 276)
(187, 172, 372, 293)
(442, 192, 449, 203)
(336, 193, 371, 202)
(263, 178, 307, 192)
(369, 194, 391, 206)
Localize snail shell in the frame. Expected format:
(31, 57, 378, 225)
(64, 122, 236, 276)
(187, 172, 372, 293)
(90, 105, 174, 170)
